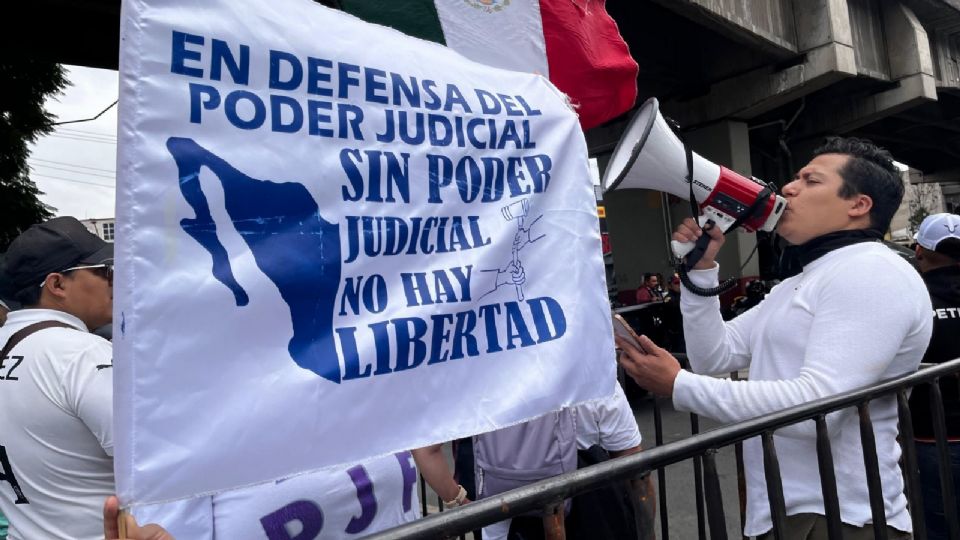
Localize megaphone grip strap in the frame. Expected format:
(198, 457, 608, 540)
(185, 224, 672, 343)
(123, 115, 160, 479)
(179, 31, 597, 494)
(684, 229, 714, 270)
(685, 144, 699, 218)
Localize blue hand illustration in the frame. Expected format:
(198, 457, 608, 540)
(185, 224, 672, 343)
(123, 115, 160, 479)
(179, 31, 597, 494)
(495, 260, 526, 288)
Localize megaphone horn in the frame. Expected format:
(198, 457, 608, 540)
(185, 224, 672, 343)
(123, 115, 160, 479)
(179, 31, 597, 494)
(601, 98, 787, 262)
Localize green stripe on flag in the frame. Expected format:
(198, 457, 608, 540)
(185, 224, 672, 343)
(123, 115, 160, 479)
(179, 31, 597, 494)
(339, 0, 446, 45)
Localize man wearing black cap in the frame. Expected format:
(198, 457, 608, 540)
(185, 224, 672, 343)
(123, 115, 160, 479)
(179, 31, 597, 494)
(0, 216, 115, 540)
(910, 212, 960, 540)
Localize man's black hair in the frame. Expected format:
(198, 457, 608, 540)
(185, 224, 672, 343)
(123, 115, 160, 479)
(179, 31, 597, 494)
(643, 272, 656, 282)
(14, 285, 41, 308)
(935, 237, 960, 261)
(812, 137, 904, 232)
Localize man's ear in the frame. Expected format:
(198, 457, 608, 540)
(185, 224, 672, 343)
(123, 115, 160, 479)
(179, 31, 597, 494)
(40, 273, 70, 300)
(848, 194, 873, 219)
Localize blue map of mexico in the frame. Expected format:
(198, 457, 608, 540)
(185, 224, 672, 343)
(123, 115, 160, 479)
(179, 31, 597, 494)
(167, 137, 568, 386)
(168, 137, 344, 383)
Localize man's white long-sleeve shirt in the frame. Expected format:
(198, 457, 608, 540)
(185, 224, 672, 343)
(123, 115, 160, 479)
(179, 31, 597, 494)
(673, 242, 931, 536)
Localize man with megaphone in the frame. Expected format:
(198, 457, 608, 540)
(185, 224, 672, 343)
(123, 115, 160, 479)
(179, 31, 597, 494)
(616, 136, 931, 540)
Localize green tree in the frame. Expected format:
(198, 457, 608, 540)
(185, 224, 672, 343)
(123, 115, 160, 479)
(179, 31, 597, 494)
(906, 180, 942, 237)
(0, 60, 68, 250)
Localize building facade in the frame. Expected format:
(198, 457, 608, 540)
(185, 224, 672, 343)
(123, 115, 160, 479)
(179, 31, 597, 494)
(80, 218, 115, 243)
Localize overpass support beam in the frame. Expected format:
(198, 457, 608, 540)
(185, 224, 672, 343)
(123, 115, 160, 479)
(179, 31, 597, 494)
(669, 0, 858, 126)
(797, 1, 938, 135)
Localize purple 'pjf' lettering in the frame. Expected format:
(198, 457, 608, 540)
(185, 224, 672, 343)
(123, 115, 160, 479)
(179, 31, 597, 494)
(260, 500, 323, 540)
(395, 452, 417, 512)
(345, 465, 377, 533)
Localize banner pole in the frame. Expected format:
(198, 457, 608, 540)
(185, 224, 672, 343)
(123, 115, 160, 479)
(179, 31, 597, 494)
(118, 509, 129, 538)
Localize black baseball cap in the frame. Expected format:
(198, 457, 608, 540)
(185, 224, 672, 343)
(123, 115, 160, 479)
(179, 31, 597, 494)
(0, 254, 21, 310)
(3, 217, 114, 294)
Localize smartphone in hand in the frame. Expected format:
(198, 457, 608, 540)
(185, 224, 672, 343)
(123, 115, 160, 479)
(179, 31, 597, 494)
(612, 313, 646, 354)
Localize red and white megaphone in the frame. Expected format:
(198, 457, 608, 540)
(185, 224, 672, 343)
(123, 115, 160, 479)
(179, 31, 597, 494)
(602, 98, 786, 263)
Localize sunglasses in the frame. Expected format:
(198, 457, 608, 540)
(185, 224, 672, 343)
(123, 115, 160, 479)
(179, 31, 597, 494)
(39, 262, 114, 288)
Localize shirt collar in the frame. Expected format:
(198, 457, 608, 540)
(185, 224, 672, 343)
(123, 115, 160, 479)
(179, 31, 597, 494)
(4, 309, 90, 332)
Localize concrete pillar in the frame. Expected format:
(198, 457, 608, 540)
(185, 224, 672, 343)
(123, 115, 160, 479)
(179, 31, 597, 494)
(603, 188, 674, 292)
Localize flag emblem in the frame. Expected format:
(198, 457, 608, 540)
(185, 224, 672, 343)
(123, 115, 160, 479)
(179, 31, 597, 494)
(464, 0, 511, 13)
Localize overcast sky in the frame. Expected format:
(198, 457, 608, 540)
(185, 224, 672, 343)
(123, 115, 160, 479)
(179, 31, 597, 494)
(29, 65, 119, 220)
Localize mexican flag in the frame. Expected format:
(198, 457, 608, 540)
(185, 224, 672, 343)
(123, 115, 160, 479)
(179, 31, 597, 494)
(338, 0, 638, 130)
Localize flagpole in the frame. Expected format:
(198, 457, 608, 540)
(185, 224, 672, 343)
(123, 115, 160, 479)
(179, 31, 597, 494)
(118, 509, 128, 538)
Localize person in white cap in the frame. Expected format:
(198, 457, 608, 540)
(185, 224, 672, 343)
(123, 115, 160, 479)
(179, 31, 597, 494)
(0, 216, 115, 540)
(909, 212, 960, 540)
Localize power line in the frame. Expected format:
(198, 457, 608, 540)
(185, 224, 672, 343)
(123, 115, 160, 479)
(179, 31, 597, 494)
(48, 133, 117, 145)
(30, 158, 116, 174)
(51, 130, 117, 141)
(30, 173, 116, 189)
(52, 100, 118, 126)
(30, 163, 115, 180)
(57, 127, 117, 139)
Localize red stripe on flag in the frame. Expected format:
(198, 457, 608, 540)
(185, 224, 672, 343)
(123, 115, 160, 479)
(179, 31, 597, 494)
(540, 0, 638, 130)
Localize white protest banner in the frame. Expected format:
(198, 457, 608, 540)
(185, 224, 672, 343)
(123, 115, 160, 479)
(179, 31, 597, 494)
(115, 0, 615, 506)
(132, 452, 420, 538)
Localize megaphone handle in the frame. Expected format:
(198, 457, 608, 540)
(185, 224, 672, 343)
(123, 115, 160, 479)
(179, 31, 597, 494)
(683, 232, 714, 269)
(670, 239, 696, 259)
(672, 218, 716, 268)
(670, 216, 716, 260)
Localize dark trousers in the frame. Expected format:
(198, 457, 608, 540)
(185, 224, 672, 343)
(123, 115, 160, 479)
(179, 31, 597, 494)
(756, 513, 911, 540)
(916, 441, 960, 540)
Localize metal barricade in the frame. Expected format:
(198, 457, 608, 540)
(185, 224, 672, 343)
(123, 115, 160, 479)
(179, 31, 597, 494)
(374, 358, 960, 540)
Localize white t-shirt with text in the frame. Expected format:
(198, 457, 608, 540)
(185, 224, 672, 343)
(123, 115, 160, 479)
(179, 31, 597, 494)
(0, 309, 114, 540)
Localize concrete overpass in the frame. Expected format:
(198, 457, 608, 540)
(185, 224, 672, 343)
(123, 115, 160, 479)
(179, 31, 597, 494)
(595, 0, 960, 289)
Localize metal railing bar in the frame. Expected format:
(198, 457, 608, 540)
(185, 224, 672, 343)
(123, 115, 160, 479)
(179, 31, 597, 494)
(653, 395, 670, 540)
(693, 455, 706, 540)
(761, 431, 787, 540)
(929, 380, 960, 540)
(814, 415, 843, 540)
(367, 359, 960, 540)
(731, 371, 748, 539)
(702, 449, 728, 540)
(856, 403, 887, 540)
(896, 390, 926, 540)
(734, 441, 748, 540)
(691, 414, 706, 540)
(418, 475, 428, 517)
(543, 504, 565, 540)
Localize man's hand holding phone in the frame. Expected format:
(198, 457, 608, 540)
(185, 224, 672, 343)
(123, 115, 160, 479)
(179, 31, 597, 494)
(613, 314, 682, 397)
(612, 313, 646, 353)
